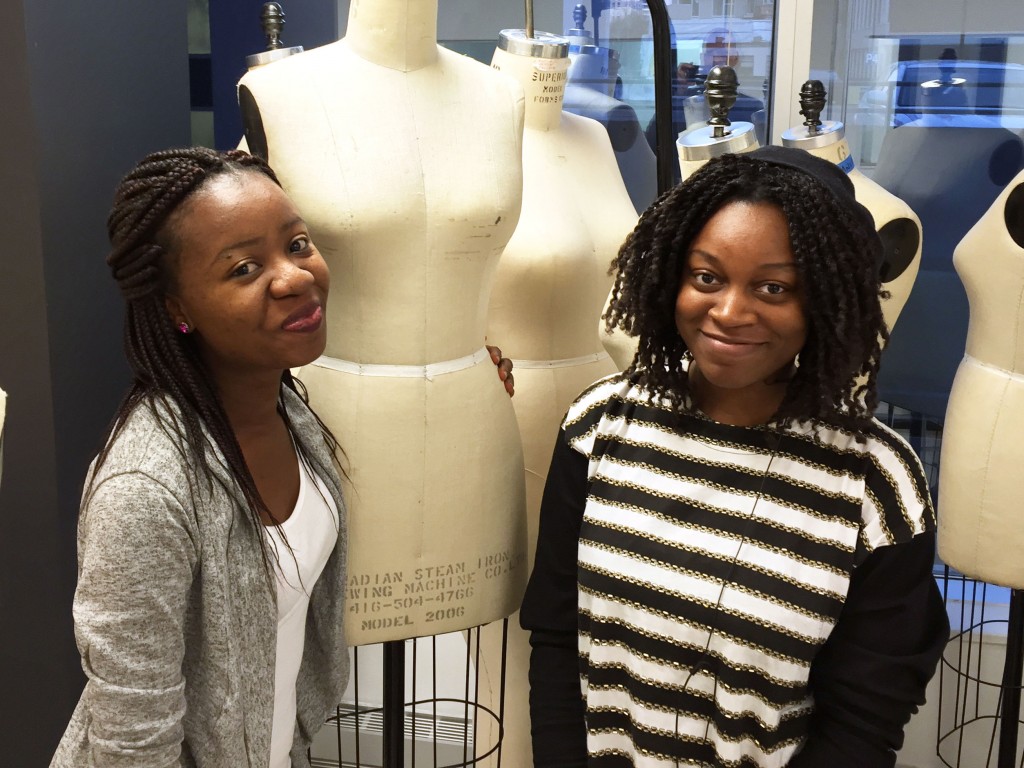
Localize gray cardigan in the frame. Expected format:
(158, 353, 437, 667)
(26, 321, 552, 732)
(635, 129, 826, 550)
(51, 387, 348, 767)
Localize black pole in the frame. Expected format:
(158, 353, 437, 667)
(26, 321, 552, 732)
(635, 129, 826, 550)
(997, 589, 1024, 767)
(497, 619, 509, 768)
(383, 640, 405, 767)
(647, 0, 675, 195)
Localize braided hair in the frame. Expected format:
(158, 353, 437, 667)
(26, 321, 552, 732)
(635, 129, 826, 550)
(605, 151, 887, 435)
(97, 146, 340, 567)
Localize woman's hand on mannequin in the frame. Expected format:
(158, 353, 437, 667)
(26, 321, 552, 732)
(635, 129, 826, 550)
(487, 344, 515, 397)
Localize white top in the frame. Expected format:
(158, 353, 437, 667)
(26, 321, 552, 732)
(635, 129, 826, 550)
(265, 454, 340, 768)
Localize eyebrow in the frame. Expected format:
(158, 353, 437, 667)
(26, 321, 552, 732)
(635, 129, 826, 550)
(216, 216, 306, 260)
(689, 249, 797, 270)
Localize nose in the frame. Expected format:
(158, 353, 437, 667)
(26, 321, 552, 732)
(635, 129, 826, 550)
(707, 286, 755, 327)
(269, 255, 315, 298)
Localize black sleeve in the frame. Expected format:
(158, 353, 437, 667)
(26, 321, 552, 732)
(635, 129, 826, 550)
(788, 531, 949, 767)
(519, 429, 590, 767)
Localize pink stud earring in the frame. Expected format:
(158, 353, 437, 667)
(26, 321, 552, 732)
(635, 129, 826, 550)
(178, 322, 191, 334)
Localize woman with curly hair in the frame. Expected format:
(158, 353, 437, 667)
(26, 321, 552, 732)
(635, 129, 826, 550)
(521, 146, 948, 767)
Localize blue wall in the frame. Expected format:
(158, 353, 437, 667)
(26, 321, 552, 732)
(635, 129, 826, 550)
(0, 2, 191, 764)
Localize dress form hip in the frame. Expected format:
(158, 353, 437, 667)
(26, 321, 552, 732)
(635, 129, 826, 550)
(938, 168, 1024, 587)
(237, 5, 529, 644)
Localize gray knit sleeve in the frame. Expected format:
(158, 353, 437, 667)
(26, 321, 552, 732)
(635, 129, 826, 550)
(73, 471, 198, 767)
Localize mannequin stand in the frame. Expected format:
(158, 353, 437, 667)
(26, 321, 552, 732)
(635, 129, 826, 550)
(383, 641, 405, 765)
(317, 621, 509, 767)
(876, 402, 1024, 766)
(997, 590, 1024, 767)
(937, 570, 1024, 767)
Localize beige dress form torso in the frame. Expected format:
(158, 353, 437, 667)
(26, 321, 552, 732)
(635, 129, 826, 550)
(475, 32, 638, 767)
(237, 0, 528, 644)
(938, 169, 1024, 587)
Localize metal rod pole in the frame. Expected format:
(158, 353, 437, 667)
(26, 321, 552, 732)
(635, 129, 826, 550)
(354, 648, 362, 766)
(383, 640, 405, 768)
(647, 0, 675, 195)
(411, 639, 418, 768)
(997, 589, 1024, 767)
(524, 0, 534, 40)
(497, 619, 509, 768)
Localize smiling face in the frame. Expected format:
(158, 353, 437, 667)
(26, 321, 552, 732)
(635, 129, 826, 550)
(675, 200, 807, 424)
(163, 171, 329, 387)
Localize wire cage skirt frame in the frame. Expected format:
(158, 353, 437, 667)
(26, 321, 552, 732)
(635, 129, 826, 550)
(937, 569, 1024, 768)
(311, 620, 510, 768)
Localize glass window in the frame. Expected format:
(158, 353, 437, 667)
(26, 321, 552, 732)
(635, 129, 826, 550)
(571, 1, 661, 211)
(714, 0, 735, 16)
(808, 0, 1024, 453)
(436, 2, 775, 212)
(570, 0, 776, 203)
(661, 0, 775, 178)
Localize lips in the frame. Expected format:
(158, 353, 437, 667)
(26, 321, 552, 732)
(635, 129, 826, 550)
(699, 331, 765, 355)
(282, 301, 323, 333)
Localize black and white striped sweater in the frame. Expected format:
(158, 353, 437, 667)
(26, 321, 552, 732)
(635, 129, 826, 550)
(521, 372, 948, 768)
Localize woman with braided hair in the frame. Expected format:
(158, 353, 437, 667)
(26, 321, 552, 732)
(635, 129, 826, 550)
(50, 146, 348, 768)
(521, 146, 948, 767)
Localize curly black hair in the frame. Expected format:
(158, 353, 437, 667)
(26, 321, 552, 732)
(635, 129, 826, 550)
(96, 146, 341, 571)
(604, 150, 887, 434)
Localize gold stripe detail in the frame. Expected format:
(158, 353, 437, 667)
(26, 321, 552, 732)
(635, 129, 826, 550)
(578, 587, 812, 672)
(597, 453, 860, 539)
(587, 501, 852, 594)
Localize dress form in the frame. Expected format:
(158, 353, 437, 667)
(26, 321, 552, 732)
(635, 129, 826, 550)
(782, 81, 922, 332)
(476, 29, 638, 767)
(600, 67, 759, 370)
(237, 0, 529, 644)
(938, 168, 1024, 587)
